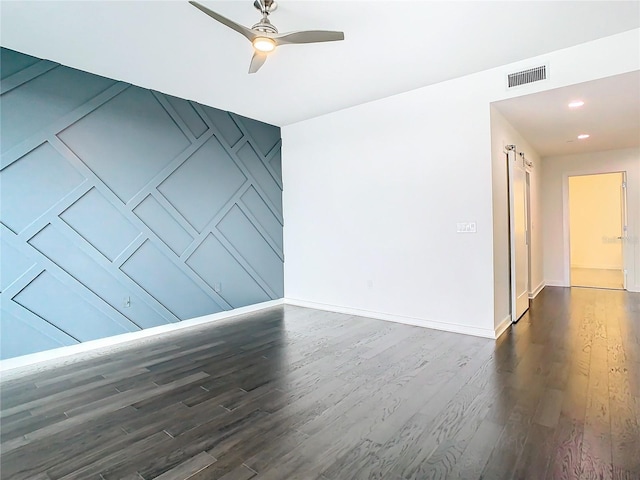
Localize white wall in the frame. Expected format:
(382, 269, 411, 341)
(283, 76, 496, 337)
(282, 29, 640, 338)
(490, 107, 544, 329)
(569, 173, 624, 270)
(543, 148, 640, 291)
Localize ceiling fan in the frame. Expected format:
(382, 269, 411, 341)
(189, 0, 344, 73)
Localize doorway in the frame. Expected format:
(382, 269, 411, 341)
(568, 172, 626, 290)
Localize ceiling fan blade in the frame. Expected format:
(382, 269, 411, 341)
(274, 30, 344, 46)
(249, 52, 268, 74)
(189, 1, 257, 42)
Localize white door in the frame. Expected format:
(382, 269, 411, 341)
(509, 151, 530, 322)
(621, 173, 628, 290)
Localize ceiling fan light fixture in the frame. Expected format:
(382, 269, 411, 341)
(252, 37, 276, 53)
(189, 1, 344, 73)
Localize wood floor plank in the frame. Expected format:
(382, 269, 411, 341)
(0, 408, 136, 479)
(152, 451, 217, 480)
(448, 418, 504, 479)
(133, 406, 269, 479)
(118, 473, 144, 480)
(217, 464, 257, 480)
(59, 431, 174, 479)
(45, 418, 172, 478)
(391, 383, 488, 480)
(0, 372, 209, 455)
(606, 293, 640, 475)
(480, 363, 550, 479)
(320, 440, 386, 480)
(534, 388, 564, 428)
(579, 324, 613, 480)
(242, 429, 310, 474)
(1, 290, 639, 479)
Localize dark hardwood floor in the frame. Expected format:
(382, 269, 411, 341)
(1, 286, 639, 479)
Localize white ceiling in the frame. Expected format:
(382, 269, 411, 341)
(1, 1, 639, 127)
(493, 71, 640, 158)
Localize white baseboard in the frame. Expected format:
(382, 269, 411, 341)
(571, 264, 623, 270)
(0, 299, 284, 375)
(544, 280, 639, 292)
(494, 314, 512, 339)
(529, 281, 545, 299)
(284, 298, 499, 339)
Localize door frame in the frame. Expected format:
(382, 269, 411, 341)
(526, 170, 533, 298)
(562, 169, 627, 289)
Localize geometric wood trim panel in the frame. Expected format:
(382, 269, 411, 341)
(0, 47, 283, 360)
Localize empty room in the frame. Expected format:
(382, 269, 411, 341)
(1, 1, 639, 479)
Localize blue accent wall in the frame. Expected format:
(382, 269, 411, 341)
(0, 48, 283, 360)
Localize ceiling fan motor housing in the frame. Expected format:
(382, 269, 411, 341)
(252, 18, 278, 34)
(254, 0, 277, 14)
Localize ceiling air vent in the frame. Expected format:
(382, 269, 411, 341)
(507, 65, 547, 88)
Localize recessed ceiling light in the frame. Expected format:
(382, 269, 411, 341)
(578, 134, 590, 139)
(569, 101, 585, 108)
